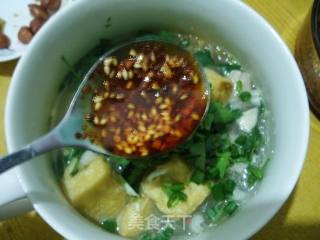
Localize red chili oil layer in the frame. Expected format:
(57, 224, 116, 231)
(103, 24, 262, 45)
(83, 41, 208, 157)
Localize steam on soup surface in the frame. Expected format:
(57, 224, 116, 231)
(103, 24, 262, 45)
(52, 31, 272, 239)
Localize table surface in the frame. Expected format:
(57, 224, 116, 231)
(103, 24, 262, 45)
(0, 0, 319, 239)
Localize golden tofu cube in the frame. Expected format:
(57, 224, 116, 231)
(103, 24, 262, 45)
(62, 156, 128, 221)
(117, 197, 154, 238)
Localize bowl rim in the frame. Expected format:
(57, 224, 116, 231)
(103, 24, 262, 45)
(5, 0, 310, 239)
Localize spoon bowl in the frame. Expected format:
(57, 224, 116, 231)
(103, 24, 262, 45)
(0, 37, 210, 174)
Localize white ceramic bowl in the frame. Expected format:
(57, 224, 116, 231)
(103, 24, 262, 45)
(4, 0, 309, 239)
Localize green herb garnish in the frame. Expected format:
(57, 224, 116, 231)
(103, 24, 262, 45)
(162, 182, 187, 208)
(191, 169, 205, 184)
(224, 200, 238, 215)
(211, 179, 236, 201)
(239, 91, 252, 102)
(194, 49, 215, 66)
(139, 227, 175, 240)
(101, 219, 118, 233)
(213, 152, 231, 179)
(235, 127, 264, 156)
(211, 102, 242, 124)
(236, 80, 243, 94)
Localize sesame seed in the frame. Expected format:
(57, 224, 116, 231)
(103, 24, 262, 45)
(93, 116, 99, 124)
(104, 65, 110, 75)
(141, 113, 148, 121)
(93, 96, 103, 103)
(124, 147, 133, 154)
(110, 115, 117, 122)
(116, 71, 122, 79)
(138, 125, 146, 132)
(116, 93, 125, 100)
(172, 85, 178, 93)
(128, 70, 134, 79)
(94, 102, 102, 111)
(134, 63, 142, 69)
(180, 93, 188, 100)
(164, 98, 171, 105)
(110, 93, 116, 98)
(174, 114, 181, 122)
(159, 104, 168, 110)
(152, 83, 160, 90)
(193, 74, 199, 84)
(150, 51, 156, 62)
(109, 70, 115, 78)
(122, 69, 128, 80)
(104, 92, 109, 98)
(155, 97, 163, 104)
(112, 57, 118, 66)
(127, 103, 135, 109)
(191, 113, 200, 120)
(129, 49, 137, 56)
(103, 57, 112, 66)
(160, 63, 173, 78)
(128, 111, 134, 118)
(126, 81, 133, 89)
(140, 91, 147, 98)
(100, 118, 108, 125)
(151, 107, 157, 116)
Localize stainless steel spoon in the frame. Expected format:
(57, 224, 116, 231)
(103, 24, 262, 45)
(0, 39, 210, 174)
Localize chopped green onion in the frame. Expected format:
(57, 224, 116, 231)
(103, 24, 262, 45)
(224, 200, 238, 215)
(236, 80, 243, 93)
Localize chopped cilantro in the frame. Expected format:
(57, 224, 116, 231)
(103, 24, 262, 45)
(101, 219, 117, 233)
(154, 227, 174, 240)
(235, 127, 264, 156)
(214, 152, 231, 179)
(194, 49, 215, 67)
(191, 169, 205, 184)
(162, 182, 187, 208)
(211, 102, 242, 124)
(239, 91, 252, 102)
(108, 155, 130, 172)
(211, 179, 236, 201)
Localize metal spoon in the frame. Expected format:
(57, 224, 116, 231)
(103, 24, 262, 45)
(0, 39, 210, 174)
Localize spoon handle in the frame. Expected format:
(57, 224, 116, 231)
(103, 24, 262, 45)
(0, 131, 62, 174)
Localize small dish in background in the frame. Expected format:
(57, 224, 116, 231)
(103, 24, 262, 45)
(0, 0, 73, 63)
